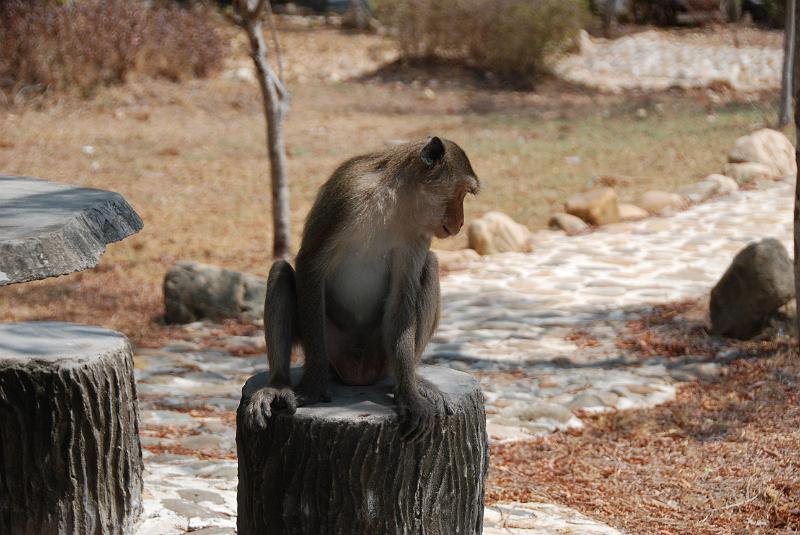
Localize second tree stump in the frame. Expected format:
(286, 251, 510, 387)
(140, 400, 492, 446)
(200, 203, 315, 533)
(236, 365, 488, 535)
(0, 322, 144, 535)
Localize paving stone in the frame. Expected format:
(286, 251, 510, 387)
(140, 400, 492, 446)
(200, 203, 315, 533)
(161, 499, 223, 519)
(177, 489, 226, 505)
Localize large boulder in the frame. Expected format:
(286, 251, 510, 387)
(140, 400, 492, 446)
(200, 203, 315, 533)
(164, 261, 267, 324)
(564, 188, 620, 226)
(467, 211, 532, 255)
(727, 128, 796, 177)
(638, 190, 688, 215)
(722, 162, 777, 185)
(548, 212, 589, 235)
(710, 238, 795, 339)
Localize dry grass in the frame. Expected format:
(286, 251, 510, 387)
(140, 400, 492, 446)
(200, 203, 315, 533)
(0, 25, 786, 344)
(488, 350, 800, 534)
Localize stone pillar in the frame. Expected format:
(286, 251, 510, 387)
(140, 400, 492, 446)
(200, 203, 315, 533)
(0, 322, 143, 535)
(236, 366, 488, 535)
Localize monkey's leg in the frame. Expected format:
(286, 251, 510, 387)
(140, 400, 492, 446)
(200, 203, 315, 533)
(414, 252, 456, 416)
(294, 264, 332, 406)
(245, 260, 299, 429)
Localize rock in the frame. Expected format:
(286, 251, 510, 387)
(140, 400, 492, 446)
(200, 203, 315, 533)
(678, 179, 721, 203)
(432, 248, 480, 270)
(617, 203, 649, 221)
(722, 162, 777, 184)
(710, 238, 795, 339)
(164, 261, 267, 324)
(548, 212, 589, 235)
(704, 174, 739, 195)
(467, 211, 533, 255)
(564, 188, 620, 226)
(727, 128, 796, 177)
(638, 190, 688, 215)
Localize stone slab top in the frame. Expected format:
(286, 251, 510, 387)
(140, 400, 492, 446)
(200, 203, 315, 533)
(0, 321, 129, 367)
(242, 365, 479, 423)
(0, 175, 143, 285)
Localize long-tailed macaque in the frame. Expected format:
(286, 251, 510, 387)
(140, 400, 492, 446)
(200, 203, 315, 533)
(246, 136, 480, 441)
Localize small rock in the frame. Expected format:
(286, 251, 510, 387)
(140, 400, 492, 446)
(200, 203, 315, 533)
(722, 162, 776, 184)
(678, 179, 720, 203)
(433, 248, 480, 270)
(704, 174, 738, 195)
(728, 128, 796, 177)
(617, 203, 649, 221)
(548, 212, 589, 235)
(505, 402, 575, 424)
(467, 212, 533, 255)
(567, 393, 607, 410)
(638, 190, 688, 215)
(710, 238, 795, 339)
(180, 434, 223, 450)
(565, 188, 620, 226)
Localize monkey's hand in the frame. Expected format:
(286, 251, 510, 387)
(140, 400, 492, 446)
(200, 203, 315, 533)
(244, 386, 297, 430)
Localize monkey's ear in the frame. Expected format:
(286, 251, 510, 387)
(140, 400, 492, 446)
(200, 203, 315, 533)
(420, 136, 445, 166)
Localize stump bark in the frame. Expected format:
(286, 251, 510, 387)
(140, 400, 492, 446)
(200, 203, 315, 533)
(236, 365, 488, 535)
(0, 322, 144, 535)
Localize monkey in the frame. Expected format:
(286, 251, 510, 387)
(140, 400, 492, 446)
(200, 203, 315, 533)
(245, 136, 479, 442)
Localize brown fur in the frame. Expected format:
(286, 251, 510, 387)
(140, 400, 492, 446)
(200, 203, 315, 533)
(245, 137, 479, 441)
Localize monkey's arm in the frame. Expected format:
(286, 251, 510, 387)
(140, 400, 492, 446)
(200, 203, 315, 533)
(383, 249, 436, 442)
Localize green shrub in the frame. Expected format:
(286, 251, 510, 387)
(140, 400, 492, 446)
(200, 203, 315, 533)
(0, 0, 226, 100)
(375, 0, 587, 85)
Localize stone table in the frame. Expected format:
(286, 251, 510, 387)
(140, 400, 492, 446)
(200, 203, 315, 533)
(0, 175, 143, 285)
(0, 175, 144, 534)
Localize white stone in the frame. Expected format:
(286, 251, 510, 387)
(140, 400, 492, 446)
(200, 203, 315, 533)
(728, 128, 796, 177)
(467, 212, 533, 255)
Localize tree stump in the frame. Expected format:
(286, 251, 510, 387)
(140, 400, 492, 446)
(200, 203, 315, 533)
(0, 322, 144, 535)
(236, 365, 488, 535)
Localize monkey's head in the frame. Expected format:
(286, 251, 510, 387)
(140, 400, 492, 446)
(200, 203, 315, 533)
(412, 136, 480, 240)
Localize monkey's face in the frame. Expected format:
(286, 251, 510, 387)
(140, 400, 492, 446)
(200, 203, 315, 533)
(417, 137, 479, 239)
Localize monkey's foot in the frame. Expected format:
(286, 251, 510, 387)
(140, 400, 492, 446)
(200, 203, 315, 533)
(295, 377, 332, 407)
(245, 386, 297, 429)
(395, 389, 438, 443)
(417, 377, 457, 416)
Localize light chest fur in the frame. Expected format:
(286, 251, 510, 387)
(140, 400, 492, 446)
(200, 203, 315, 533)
(325, 229, 393, 329)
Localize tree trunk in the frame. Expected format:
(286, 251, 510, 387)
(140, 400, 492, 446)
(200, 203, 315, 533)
(794, 0, 800, 348)
(236, 366, 488, 535)
(780, 0, 796, 128)
(349, 0, 369, 30)
(244, 17, 291, 260)
(602, 0, 616, 38)
(0, 322, 143, 535)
